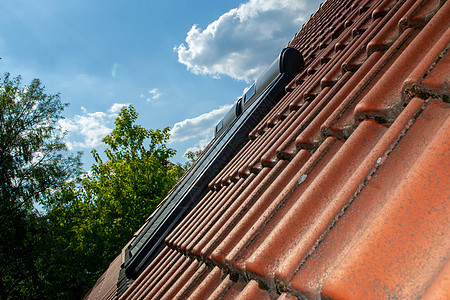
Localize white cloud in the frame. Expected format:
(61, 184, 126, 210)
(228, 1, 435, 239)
(184, 136, 211, 157)
(108, 103, 130, 114)
(58, 118, 78, 133)
(149, 88, 161, 100)
(141, 88, 162, 102)
(175, 0, 319, 82)
(169, 104, 233, 143)
(59, 103, 129, 150)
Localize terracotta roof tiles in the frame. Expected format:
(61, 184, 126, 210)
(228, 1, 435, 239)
(84, 254, 122, 300)
(88, 0, 449, 298)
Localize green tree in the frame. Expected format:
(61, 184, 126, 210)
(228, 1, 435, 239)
(63, 105, 184, 295)
(0, 73, 82, 299)
(184, 149, 202, 169)
(0, 72, 183, 298)
(36, 180, 92, 298)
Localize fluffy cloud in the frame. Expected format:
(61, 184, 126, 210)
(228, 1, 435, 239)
(175, 0, 319, 82)
(183, 136, 212, 156)
(108, 103, 130, 114)
(141, 88, 162, 102)
(59, 103, 129, 150)
(169, 104, 233, 143)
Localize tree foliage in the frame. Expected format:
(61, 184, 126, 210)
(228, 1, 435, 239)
(0, 72, 183, 299)
(35, 106, 184, 298)
(77, 105, 184, 281)
(36, 180, 92, 298)
(184, 149, 202, 169)
(0, 73, 82, 299)
(0, 73, 81, 208)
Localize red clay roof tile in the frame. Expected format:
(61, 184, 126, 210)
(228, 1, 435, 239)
(84, 255, 122, 300)
(171, 262, 209, 299)
(321, 103, 449, 299)
(89, 0, 449, 298)
(234, 280, 273, 300)
(185, 266, 222, 299)
(422, 259, 450, 300)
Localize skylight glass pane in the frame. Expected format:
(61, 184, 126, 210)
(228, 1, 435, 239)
(244, 84, 256, 103)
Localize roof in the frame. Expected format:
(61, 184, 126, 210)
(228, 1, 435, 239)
(88, 0, 449, 298)
(121, 46, 304, 281)
(85, 255, 122, 300)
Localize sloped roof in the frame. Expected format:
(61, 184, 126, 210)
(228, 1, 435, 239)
(85, 255, 122, 300)
(88, 0, 449, 298)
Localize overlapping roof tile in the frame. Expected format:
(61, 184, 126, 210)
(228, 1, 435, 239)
(88, 0, 449, 298)
(85, 254, 122, 300)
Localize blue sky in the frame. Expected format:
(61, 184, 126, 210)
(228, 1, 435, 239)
(1, 0, 322, 168)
